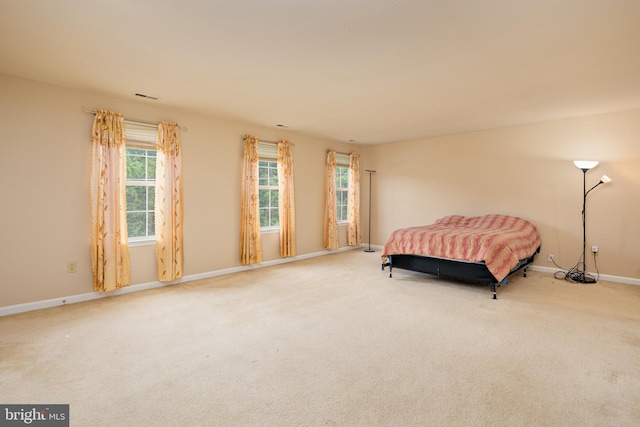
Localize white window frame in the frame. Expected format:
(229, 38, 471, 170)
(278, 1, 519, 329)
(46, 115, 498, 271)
(124, 122, 157, 245)
(258, 142, 279, 233)
(335, 153, 350, 225)
(335, 166, 349, 224)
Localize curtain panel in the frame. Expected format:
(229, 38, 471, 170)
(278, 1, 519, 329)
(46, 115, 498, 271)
(347, 152, 361, 246)
(155, 121, 184, 281)
(240, 135, 262, 264)
(277, 140, 296, 258)
(89, 110, 131, 292)
(324, 149, 338, 250)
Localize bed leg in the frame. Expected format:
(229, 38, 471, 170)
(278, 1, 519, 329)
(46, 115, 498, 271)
(523, 267, 528, 278)
(382, 262, 393, 278)
(491, 283, 497, 300)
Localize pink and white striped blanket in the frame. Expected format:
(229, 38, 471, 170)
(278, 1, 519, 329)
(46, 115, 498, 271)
(382, 214, 541, 282)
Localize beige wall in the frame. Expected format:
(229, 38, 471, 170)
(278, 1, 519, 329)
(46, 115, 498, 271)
(365, 112, 640, 279)
(0, 74, 358, 307)
(2, 73, 639, 309)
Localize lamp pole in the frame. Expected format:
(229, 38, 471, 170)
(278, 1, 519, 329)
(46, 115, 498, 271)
(574, 163, 610, 283)
(578, 168, 591, 283)
(364, 170, 376, 253)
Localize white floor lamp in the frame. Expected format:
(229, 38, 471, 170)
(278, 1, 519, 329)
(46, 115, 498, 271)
(364, 170, 376, 253)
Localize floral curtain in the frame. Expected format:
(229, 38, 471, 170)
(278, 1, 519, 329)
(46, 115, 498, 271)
(89, 110, 131, 292)
(324, 149, 338, 250)
(347, 152, 361, 246)
(155, 121, 184, 281)
(240, 135, 262, 264)
(277, 140, 296, 257)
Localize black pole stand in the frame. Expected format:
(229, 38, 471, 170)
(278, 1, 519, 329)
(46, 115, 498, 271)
(575, 168, 604, 284)
(364, 169, 376, 253)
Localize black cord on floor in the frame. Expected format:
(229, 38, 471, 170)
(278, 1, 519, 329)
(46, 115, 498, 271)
(552, 252, 599, 284)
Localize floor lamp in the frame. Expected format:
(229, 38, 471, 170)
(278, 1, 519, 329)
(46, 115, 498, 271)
(364, 170, 376, 253)
(570, 160, 611, 283)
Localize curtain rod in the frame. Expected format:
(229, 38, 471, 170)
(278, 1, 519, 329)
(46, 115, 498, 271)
(83, 108, 187, 131)
(241, 136, 295, 146)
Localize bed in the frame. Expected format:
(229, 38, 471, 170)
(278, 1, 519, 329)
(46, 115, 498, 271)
(381, 214, 541, 299)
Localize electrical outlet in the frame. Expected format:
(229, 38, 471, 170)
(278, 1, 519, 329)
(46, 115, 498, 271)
(592, 245, 598, 253)
(67, 261, 77, 273)
(547, 254, 554, 262)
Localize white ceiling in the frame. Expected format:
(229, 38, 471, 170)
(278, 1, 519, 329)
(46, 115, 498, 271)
(2, 0, 640, 144)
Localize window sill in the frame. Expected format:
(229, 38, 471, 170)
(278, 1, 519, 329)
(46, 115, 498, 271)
(260, 227, 280, 235)
(129, 238, 155, 247)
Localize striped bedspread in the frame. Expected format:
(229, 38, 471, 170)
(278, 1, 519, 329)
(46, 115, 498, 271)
(382, 214, 541, 282)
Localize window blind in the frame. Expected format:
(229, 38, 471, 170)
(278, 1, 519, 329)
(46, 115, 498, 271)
(336, 152, 350, 166)
(258, 141, 278, 160)
(125, 121, 157, 145)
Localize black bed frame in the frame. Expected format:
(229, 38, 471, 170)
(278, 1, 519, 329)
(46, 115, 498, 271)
(382, 248, 540, 299)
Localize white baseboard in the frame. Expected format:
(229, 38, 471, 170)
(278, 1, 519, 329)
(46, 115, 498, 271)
(0, 246, 358, 317)
(527, 265, 640, 286)
(4, 249, 637, 317)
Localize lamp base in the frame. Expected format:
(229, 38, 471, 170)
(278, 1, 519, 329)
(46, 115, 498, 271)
(364, 249, 375, 253)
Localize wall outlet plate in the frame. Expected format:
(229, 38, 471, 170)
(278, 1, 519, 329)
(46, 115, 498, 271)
(67, 261, 77, 273)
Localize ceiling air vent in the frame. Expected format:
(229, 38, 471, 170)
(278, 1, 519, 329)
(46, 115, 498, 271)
(134, 93, 158, 100)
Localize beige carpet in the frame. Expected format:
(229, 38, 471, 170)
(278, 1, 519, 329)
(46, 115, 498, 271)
(1, 249, 639, 426)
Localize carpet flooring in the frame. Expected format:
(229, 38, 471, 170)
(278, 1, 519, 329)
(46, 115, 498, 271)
(1, 249, 639, 426)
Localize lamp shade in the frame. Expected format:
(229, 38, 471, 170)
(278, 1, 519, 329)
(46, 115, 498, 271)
(600, 175, 612, 184)
(573, 160, 599, 170)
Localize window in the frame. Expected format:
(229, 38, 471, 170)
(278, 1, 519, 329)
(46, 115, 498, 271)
(124, 122, 158, 242)
(335, 152, 350, 223)
(336, 166, 349, 222)
(258, 160, 279, 229)
(257, 142, 280, 230)
(126, 148, 156, 240)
